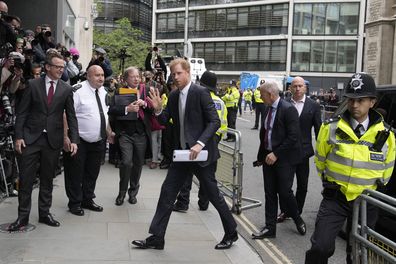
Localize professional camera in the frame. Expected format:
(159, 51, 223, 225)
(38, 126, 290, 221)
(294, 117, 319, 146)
(0, 42, 13, 58)
(8, 51, 25, 69)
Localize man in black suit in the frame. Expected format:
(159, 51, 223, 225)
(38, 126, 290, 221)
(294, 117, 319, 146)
(8, 52, 79, 231)
(251, 81, 306, 239)
(132, 58, 237, 250)
(277, 77, 322, 222)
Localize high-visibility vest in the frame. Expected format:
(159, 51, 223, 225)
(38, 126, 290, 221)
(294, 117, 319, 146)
(211, 92, 228, 138)
(221, 86, 240, 108)
(315, 112, 395, 201)
(243, 90, 253, 102)
(254, 89, 263, 103)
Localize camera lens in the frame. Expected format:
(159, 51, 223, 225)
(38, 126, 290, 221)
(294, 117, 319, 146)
(44, 31, 52, 37)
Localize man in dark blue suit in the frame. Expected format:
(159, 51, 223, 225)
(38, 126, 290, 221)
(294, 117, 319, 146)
(132, 58, 237, 250)
(251, 81, 306, 239)
(277, 77, 322, 222)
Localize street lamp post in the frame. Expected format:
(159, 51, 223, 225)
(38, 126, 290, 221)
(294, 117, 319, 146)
(183, 0, 189, 57)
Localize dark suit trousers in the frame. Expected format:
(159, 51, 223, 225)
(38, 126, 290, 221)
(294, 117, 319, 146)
(118, 132, 147, 198)
(149, 161, 237, 238)
(176, 173, 209, 208)
(262, 159, 299, 231)
(226, 107, 238, 139)
(18, 133, 61, 220)
(280, 157, 310, 214)
(254, 103, 265, 128)
(64, 138, 105, 209)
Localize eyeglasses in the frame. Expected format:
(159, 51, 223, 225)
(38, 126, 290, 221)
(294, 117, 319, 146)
(49, 64, 65, 70)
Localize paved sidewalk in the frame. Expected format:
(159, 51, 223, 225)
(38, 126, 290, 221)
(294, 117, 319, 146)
(0, 163, 263, 264)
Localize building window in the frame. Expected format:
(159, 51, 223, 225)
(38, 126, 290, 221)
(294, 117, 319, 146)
(293, 3, 359, 35)
(292, 40, 357, 72)
(158, 40, 287, 72)
(156, 3, 289, 40)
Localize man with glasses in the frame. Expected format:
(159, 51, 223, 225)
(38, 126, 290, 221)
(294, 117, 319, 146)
(8, 52, 79, 231)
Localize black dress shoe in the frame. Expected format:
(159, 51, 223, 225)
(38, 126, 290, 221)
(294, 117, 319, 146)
(198, 200, 209, 211)
(295, 217, 307, 235)
(276, 212, 290, 223)
(251, 127, 258, 130)
(7, 218, 29, 232)
(115, 193, 126, 206)
(82, 201, 103, 212)
(132, 235, 165, 250)
(128, 196, 137, 204)
(251, 227, 276, 239)
(215, 231, 238, 250)
(159, 162, 170, 169)
(172, 203, 188, 212)
(69, 207, 84, 216)
(39, 214, 60, 227)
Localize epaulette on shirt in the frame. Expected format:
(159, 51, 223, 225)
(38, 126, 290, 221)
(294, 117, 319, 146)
(72, 84, 82, 92)
(324, 116, 341, 125)
(384, 122, 396, 134)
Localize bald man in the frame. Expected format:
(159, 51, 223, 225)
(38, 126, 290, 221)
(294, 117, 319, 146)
(63, 65, 108, 216)
(277, 77, 322, 223)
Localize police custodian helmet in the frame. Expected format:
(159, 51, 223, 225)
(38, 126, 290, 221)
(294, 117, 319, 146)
(344, 72, 377, 99)
(200, 71, 217, 93)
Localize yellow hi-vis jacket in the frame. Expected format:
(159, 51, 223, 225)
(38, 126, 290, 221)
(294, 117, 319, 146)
(315, 111, 395, 201)
(211, 91, 228, 138)
(221, 86, 240, 108)
(243, 90, 253, 102)
(254, 89, 263, 103)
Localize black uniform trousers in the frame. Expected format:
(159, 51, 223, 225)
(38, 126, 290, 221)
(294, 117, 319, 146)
(305, 189, 378, 264)
(280, 157, 310, 214)
(118, 131, 147, 198)
(262, 153, 300, 232)
(63, 138, 106, 209)
(254, 103, 265, 128)
(149, 161, 237, 238)
(17, 133, 61, 221)
(226, 107, 238, 140)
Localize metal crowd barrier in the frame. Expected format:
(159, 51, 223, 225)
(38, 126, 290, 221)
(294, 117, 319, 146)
(320, 104, 339, 121)
(216, 128, 262, 214)
(351, 189, 396, 264)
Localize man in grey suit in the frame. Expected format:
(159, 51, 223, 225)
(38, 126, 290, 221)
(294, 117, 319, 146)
(8, 52, 79, 231)
(277, 77, 322, 222)
(132, 58, 237, 250)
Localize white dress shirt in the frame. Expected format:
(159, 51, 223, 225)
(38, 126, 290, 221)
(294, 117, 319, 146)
(73, 80, 108, 142)
(350, 116, 369, 136)
(291, 95, 306, 116)
(45, 75, 58, 95)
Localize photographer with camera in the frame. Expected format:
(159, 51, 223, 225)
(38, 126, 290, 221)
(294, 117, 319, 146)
(88, 47, 113, 78)
(31, 24, 55, 64)
(0, 1, 16, 55)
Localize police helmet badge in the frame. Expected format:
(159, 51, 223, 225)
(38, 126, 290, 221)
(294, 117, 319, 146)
(349, 73, 364, 91)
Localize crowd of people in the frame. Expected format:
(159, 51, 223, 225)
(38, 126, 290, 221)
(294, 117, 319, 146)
(1, 1, 395, 262)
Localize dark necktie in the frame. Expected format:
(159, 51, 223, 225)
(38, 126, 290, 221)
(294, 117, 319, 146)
(47, 81, 54, 105)
(95, 89, 106, 140)
(354, 124, 363, 138)
(264, 107, 273, 150)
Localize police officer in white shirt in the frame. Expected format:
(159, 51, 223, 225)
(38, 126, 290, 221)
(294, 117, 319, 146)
(63, 65, 108, 216)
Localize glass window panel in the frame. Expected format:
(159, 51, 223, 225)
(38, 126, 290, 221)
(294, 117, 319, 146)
(259, 41, 271, 61)
(310, 41, 324, 71)
(340, 3, 359, 34)
(188, 12, 195, 31)
(227, 8, 237, 29)
(337, 41, 356, 72)
(312, 4, 326, 34)
(205, 10, 216, 31)
(194, 43, 205, 58)
(216, 9, 226, 30)
(248, 41, 259, 62)
(168, 13, 176, 30)
(177, 12, 184, 31)
(292, 40, 310, 71)
(205, 43, 215, 63)
(326, 4, 340, 34)
(248, 6, 260, 28)
(226, 42, 236, 63)
(324, 41, 337, 71)
(236, 42, 248, 63)
(157, 14, 167, 32)
(215, 42, 225, 63)
(238, 7, 249, 28)
(196, 11, 205, 31)
(293, 4, 312, 34)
